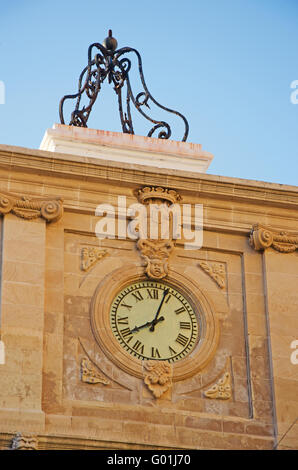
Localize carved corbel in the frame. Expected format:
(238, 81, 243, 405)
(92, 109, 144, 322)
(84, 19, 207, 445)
(0, 192, 63, 223)
(11, 432, 38, 450)
(143, 360, 173, 398)
(250, 224, 298, 253)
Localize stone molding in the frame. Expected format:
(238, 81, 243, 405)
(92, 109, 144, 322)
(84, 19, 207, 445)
(0, 191, 63, 223)
(0, 146, 297, 213)
(11, 432, 38, 450)
(143, 360, 173, 398)
(199, 261, 226, 289)
(250, 224, 298, 253)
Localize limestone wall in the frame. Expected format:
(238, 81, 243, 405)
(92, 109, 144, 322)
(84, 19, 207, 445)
(0, 142, 297, 450)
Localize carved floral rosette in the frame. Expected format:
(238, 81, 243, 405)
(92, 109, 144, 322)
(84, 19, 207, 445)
(250, 224, 298, 253)
(143, 360, 173, 398)
(0, 192, 63, 223)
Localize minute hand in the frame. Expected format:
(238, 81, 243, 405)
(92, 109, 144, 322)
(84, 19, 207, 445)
(149, 288, 169, 332)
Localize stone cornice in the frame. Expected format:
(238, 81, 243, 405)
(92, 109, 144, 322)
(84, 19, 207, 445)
(0, 144, 298, 210)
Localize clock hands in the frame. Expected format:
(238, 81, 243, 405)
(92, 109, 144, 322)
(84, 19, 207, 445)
(149, 288, 169, 332)
(130, 316, 164, 334)
(130, 288, 169, 334)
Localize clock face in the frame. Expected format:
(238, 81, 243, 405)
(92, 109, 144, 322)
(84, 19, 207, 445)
(110, 280, 200, 362)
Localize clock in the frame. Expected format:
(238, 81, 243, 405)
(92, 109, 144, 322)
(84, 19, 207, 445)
(110, 280, 200, 362)
(91, 265, 219, 381)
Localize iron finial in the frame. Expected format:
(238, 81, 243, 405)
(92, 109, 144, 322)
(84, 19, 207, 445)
(59, 31, 189, 141)
(102, 29, 118, 51)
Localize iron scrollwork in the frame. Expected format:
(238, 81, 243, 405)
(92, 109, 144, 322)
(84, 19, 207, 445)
(59, 30, 189, 142)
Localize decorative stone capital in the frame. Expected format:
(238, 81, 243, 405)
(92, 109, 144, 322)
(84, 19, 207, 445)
(250, 224, 298, 253)
(11, 432, 38, 450)
(137, 186, 182, 206)
(137, 239, 174, 279)
(0, 192, 63, 223)
(143, 360, 173, 398)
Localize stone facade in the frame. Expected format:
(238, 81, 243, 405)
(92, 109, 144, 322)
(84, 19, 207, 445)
(0, 128, 297, 450)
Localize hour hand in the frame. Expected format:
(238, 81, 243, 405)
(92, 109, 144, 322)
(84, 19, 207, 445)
(130, 316, 164, 334)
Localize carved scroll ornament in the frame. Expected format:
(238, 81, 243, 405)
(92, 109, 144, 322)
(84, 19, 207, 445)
(11, 433, 38, 450)
(81, 247, 108, 271)
(143, 360, 173, 398)
(250, 224, 298, 253)
(80, 357, 110, 385)
(0, 192, 63, 223)
(199, 261, 226, 289)
(203, 372, 231, 400)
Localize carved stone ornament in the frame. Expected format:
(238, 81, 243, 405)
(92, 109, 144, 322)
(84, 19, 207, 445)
(134, 186, 182, 280)
(143, 360, 173, 398)
(80, 357, 110, 385)
(0, 192, 63, 222)
(250, 224, 298, 253)
(81, 247, 108, 271)
(203, 372, 232, 400)
(137, 186, 182, 206)
(137, 239, 174, 280)
(11, 432, 38, 450)
(199, 261, 226, 289)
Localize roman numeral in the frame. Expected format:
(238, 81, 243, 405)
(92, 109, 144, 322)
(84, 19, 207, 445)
(151, 347, 161, 359)
(175, 333, 188, 347)
(165, 294, 171, 303)
(120, 327, 132, 338)
(147, 289, 159, 299)
(168, 346, 177, 356)
(132, 340, 144, 354)
(120, 302, 132, 311)
(117, 316, 129, 325)
(175, 306, 186, 315)
(131, 291, 143, 302)
(180, 321, 191, 330)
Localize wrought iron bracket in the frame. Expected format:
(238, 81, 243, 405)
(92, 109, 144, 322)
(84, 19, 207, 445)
(59, 30, 189, 142)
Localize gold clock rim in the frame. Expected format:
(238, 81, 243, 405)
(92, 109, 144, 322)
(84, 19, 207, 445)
(90, 265, 220, 382)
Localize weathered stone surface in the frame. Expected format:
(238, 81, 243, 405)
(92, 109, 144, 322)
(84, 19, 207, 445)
(0, 132, 297, 449)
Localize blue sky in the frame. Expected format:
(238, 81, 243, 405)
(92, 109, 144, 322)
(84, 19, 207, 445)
(0, 0, 297, 185)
